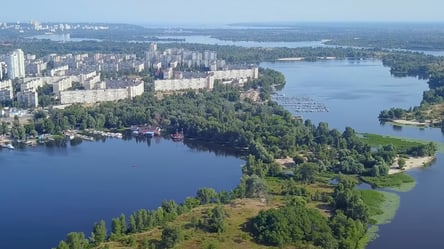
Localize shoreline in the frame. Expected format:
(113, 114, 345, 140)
(390, 119, 429, 127)
(388, 155, 435, 175)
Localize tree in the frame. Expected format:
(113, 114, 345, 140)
(296, 163, 318, 184)
(90, 220, 107, 246)
(398, 157, 406, 169)
(161, 226, 183, 249)
(0, 121, 7, 135)
(129, 214, 137, 233)
(111, 217, 123, 239)
(244, 174, 267, 198)
(205, 206, 227, 233)
(55, 240, 69, 249)
(65, 232, 89, 249)
(293, 154, 305, 165)
(196, 187, 217, 204)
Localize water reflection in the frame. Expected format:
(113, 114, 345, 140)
(184, 139, 247, 157)
(392, 125, 403, 131)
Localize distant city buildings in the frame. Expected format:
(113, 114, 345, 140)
(0, 42, 259, 107)
(0, 21, 109, 33)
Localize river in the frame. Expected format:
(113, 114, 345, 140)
(0, 138, 243, 249)
(29, 33, 444, 57)
(262, 59, 444, 248)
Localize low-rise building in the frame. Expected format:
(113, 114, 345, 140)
(210, 67, 259, 81)
(154, 76, 214, 91)
(49, 65, 69, 76)
(60, 80, 144, 104)
(0, 80, 13, 102)
(17, 91, 38, 108)
(53, 77, 72, 94)
(22, 78, 44, 92)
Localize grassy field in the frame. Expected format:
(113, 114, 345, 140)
(101, 199, 290, 249)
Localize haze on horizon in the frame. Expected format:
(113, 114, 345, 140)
(3, 0, 444, 25)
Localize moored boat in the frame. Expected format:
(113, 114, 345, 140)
(171, 129, 184, 141)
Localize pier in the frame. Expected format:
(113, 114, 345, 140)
(273, 95, 329, 113)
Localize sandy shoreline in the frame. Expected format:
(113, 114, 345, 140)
(391, 119, 428, 126)
(389, 156, 435, 174)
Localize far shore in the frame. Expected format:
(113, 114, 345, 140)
(389, 155, 435, 175)
(276, 56, 337, 61)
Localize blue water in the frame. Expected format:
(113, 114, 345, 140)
(367, 154, 444, 248)
(264, 59, 444, 143)
(156, 35, 328, 48)
(0, 138, 243, 249)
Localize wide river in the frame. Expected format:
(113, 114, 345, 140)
(263, 59, 444, 249)
(0, 138, 243, 249)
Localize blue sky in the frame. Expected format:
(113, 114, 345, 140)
(3, 0, 444, 24)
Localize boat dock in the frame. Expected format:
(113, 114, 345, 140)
(273, 95, 329, 113)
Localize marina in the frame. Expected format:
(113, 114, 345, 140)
(272, 94, 329, 113)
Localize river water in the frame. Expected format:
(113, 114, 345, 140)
(263, 59, 444, 249)
(0, 138, 243, 249)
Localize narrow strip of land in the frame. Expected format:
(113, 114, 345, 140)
(388, 156, 435, 175)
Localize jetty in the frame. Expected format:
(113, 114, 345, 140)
(273, 95, 329, 113)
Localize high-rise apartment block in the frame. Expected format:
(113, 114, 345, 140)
(7, 49, 25, 79)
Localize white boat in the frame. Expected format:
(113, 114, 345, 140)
(6, 144, 14, 150)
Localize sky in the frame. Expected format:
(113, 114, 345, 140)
(3, 0, 444, 25)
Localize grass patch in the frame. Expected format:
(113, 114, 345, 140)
(359, 190, 385, 219)
(388, 181, 416, 192)
(360, 133, 422, 153)
(360, 173, 414, 189)
(360, 133, 444, 153)
(370, 191, 400, 225)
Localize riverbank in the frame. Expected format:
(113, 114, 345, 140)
(389, 156, 435, 175)
(390, 119, 429, 127)
(276, 56, 337, 61)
